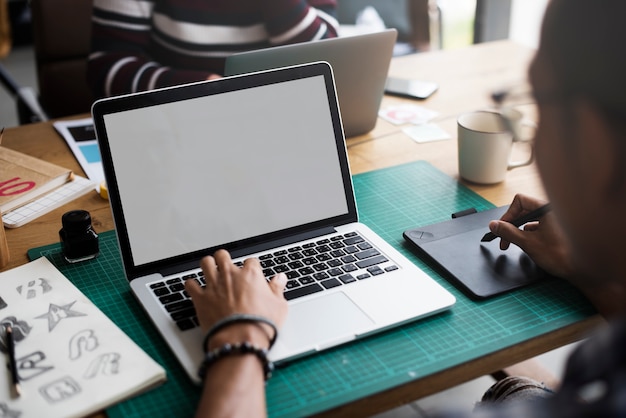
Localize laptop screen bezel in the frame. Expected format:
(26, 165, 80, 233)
(92, 62, 358, 280)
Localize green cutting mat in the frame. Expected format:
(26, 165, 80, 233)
(28, 161, 595, 417)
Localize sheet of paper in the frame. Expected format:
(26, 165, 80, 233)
(53, 119, 103, 191)
(378, 104, 439, 125)
(0, 257, 166, 417)
(403, 123, 451, 143)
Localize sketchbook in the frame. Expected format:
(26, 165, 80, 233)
(3, 175, 95, 228)
(0, 257, 166, 417)
(0, 145, 74, 214)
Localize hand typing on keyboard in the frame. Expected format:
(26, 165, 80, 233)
(185, 249, 288, 416)
(185, 249, 288, 349)
(156, 233, 394, 332)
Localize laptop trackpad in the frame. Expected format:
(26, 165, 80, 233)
(280, 292, 375, 351)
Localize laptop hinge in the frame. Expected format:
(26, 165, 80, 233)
(229, 226, 337, 259)
(159, 226, 337, 277)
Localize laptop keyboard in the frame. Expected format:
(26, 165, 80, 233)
(149, 232, 399, 331)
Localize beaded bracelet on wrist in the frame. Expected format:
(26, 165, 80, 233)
(202, 313, 278, 352)
(197, 341, 274, 381)
(198, 314, 279, 382)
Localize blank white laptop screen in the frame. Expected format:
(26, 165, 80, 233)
(103, 75, 349, 266)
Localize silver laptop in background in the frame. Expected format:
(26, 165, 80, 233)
(224, 29, 397, 138)
(92, 62, 455, 385)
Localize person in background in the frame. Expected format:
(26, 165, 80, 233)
(87, 0, 338, 99)
(182, 0, 625, 416)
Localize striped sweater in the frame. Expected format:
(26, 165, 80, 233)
(87, 0, 339, 98)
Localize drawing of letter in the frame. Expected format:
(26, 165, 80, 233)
(84, 353, 121, 379)
(17, 351, 53, 381)
(69, 329, 98, 360)
(0, 402, 21, 418)
(39, 376, 81, 404)
(0, 316, 32, 353)
(15, 278, 52, 299)
(35, 301, 87, 332)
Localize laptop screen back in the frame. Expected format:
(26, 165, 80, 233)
(93, 63, 356, 277)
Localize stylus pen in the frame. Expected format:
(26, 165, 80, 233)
(5, 324, 21, 397)
(481, 203, 552, 242)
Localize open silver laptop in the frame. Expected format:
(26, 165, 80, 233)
(92, 62, 455, 384)
(224, 29, 397, 138)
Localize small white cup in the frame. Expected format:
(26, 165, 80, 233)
(457, 109, 534, 184)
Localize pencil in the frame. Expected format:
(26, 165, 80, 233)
(5, 324, 21, 397)
(481, 203, 552, 242)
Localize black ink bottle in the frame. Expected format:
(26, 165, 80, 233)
(59, 210, 99, 263)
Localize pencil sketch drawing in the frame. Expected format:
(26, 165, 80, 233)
(69, 329, 98, 360)
(17, 350, 53, 381)
(0, 402, 21, 418)
(39, 376, 82, 404)
(0, 316, 31, 353)
(16, 278, 52, 299)
(84, 352, 121, 379)
(34, 301, 87, 332)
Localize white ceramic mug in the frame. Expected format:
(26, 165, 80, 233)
(457, 109, 534, 184)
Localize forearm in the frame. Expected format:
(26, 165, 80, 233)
(88, 0, 213, 97)
(263, 0, 339, 44)
(87, 50, 211, 97)
(196, 355, 267, 418)
(573, 280, 626, 318)
(194, 323, 273, 418)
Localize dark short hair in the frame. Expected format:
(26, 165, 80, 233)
(539, 0, 626, 190)
(539, 0, 626, 114)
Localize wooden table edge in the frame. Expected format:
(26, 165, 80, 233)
(313, 315, 603, 417)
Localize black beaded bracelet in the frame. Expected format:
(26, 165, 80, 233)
(202, 313, 278, 353)
(197, 341, 274, 381)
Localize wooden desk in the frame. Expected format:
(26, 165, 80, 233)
(348, 39, 545, 206)
(0, 40, 601, 416)
(2, 117, 114, 271)
(2, 40, 542, 271)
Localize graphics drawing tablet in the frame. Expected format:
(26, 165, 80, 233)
(403, 206, 553, 299)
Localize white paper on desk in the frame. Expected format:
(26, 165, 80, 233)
(378, 104, 439, 125)
(53, 118, 104, 191)
(403, 123, 451, 143)
(0, 257, 166, 418)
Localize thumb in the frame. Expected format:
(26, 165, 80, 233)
(269, 273, 287, 296)
(489, 220, 527, 250)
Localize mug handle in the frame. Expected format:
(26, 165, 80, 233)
(508, 119, 535, 170)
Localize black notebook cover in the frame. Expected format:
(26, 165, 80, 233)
(403, 206, 552, 299)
